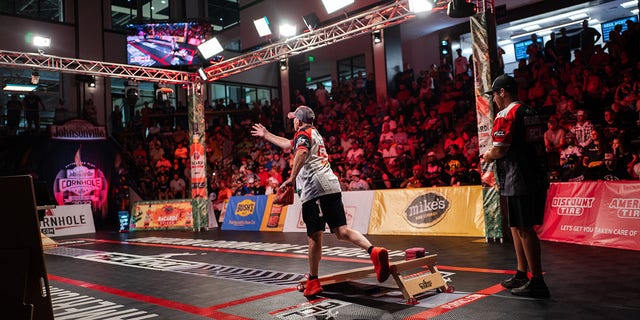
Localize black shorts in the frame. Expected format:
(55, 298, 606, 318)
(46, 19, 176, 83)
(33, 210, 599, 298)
(301, 192, 347, 236)
(503, 191, 546, 228)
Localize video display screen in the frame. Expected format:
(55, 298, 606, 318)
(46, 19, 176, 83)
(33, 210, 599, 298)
(126, 22, 212, 67)
(601, 16, 637, 42)
(513, 38, 544, 61)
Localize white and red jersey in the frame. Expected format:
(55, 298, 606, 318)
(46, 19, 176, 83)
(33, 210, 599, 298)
(492, 101, 547, 196)
(292, 126, 341, 203)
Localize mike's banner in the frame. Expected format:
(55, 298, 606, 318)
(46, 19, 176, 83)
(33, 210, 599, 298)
(368, 186, 485, 236)
(538, 181, 640, 251)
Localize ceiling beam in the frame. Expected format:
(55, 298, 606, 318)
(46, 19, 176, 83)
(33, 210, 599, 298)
(202, 0, 420, 81)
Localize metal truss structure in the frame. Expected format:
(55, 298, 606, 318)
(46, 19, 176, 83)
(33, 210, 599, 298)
(0, 49, 193, 84)
(203, 0, 422, 81)
(0, 1, 449, 84)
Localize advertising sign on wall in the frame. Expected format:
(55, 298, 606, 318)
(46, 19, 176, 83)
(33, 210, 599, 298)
(53, 148, 108, 216)
(369, 186, 485, 236)
(39, 204, 96, 237)
(538, 181, 640, 251)
(222, 195, 268, 231)
(130, 200, 194, 231)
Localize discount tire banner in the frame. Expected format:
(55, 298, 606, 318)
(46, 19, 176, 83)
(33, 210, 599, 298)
(538, 181, 640, 251)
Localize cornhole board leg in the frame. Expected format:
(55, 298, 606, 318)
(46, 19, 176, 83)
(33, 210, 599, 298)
(390, 254, 449, 304)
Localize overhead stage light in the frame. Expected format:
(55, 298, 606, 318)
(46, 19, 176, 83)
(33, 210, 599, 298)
(279, 58, 287, 71)
(197, 37, 223, 60)
(3, 84, 38, 92)
(198, 68, 208, 81)
(279, 23, 297, 37)
(408, 0, 434, 13)
(88, 76, 96, 88)
(447, 0, 477, 18)
(372, 30, 382, 44)
(253, 16, 272, 37)
(322, 0, 354, 14)
(33, 36, 50, 47)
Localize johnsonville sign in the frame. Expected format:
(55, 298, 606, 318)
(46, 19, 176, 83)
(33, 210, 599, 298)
(50, 119, 107, 141)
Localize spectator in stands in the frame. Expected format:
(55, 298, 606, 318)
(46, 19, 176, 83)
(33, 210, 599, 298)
(559, 132, 583, 168)
(526, 34, 543, 64)
(264, 176, 279, 195)
(443, 130, 464, 153)
(369, 155, 394, 189)
(170, 173, 186, 199)
(454, 48, 469, 76)
(611, 137, 638, 177)
(544, 117, 566, 168)
(544, 32, 558, 63)
(348, 170, 370, 191)
(582, 128, 607, 169)
(132, 143, 148, 166)
(83, 98, 98, 125)
(6, 94, 22, 135)
(155, 154, 172, 174)
(579, 19, 601, 63)
(613, 71, 639, 113)
(157, 174, 171, 200)
(561, 154, 585, 182)
(594, 153, 630, 181)
(400, 164, 428, 188)
(571, 109, 594, 148)
(24, 92, 45, 131)
(554, 27, 572, 62)
(174, 142, 188, 161)
(601, 109, 623, 142)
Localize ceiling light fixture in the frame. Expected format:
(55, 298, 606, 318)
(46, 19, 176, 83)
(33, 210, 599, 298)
(507, 9, 587, 31)
(321, 0, 355, 14)
(197, 37, 224, 59)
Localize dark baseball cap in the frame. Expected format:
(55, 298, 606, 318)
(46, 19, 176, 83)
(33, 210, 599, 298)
(484, 74, 517, 95)
(287, 105, 315, 123)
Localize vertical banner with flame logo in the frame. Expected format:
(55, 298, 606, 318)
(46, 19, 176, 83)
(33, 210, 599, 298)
(471, 11, 502, 239)
(53, 147, 109, 221)
(189, 83, 209, 230)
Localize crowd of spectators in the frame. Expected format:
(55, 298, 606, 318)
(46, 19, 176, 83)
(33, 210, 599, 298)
(111, 20, 640, 213)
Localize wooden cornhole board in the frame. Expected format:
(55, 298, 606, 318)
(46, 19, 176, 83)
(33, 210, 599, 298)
(298, 254, 451, 304)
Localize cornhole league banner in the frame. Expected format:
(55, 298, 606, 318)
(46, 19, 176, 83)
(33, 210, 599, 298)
(40, 204, 96, 237)
(222, 195, 268, 231)
(538, 181, 640, 251)
(369, 186, 485, 236)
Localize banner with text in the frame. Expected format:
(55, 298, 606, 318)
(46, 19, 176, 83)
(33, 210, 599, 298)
(368, 186, 485, 236)
(259, 195, 289, 232)
(40, 204, 95, 237)
(130, 200, 194, 231)
(282, 191, 374, 234)
(538, 181, 640, 251)
(222, 195, 268, 231)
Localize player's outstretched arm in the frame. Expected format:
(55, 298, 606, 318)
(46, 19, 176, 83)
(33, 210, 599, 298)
(251, 123, 292, 150)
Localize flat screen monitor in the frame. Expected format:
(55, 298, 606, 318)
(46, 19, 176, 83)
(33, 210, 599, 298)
(126, 21, 212, 67)
(601, 16, 637, 42)
(513, 38, 544, 62)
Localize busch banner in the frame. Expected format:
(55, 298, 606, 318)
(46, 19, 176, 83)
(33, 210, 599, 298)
(538, 181, 640, 251)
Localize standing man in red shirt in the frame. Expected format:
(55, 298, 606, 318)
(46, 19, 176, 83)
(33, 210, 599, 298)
(482, 75, 550, 298)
